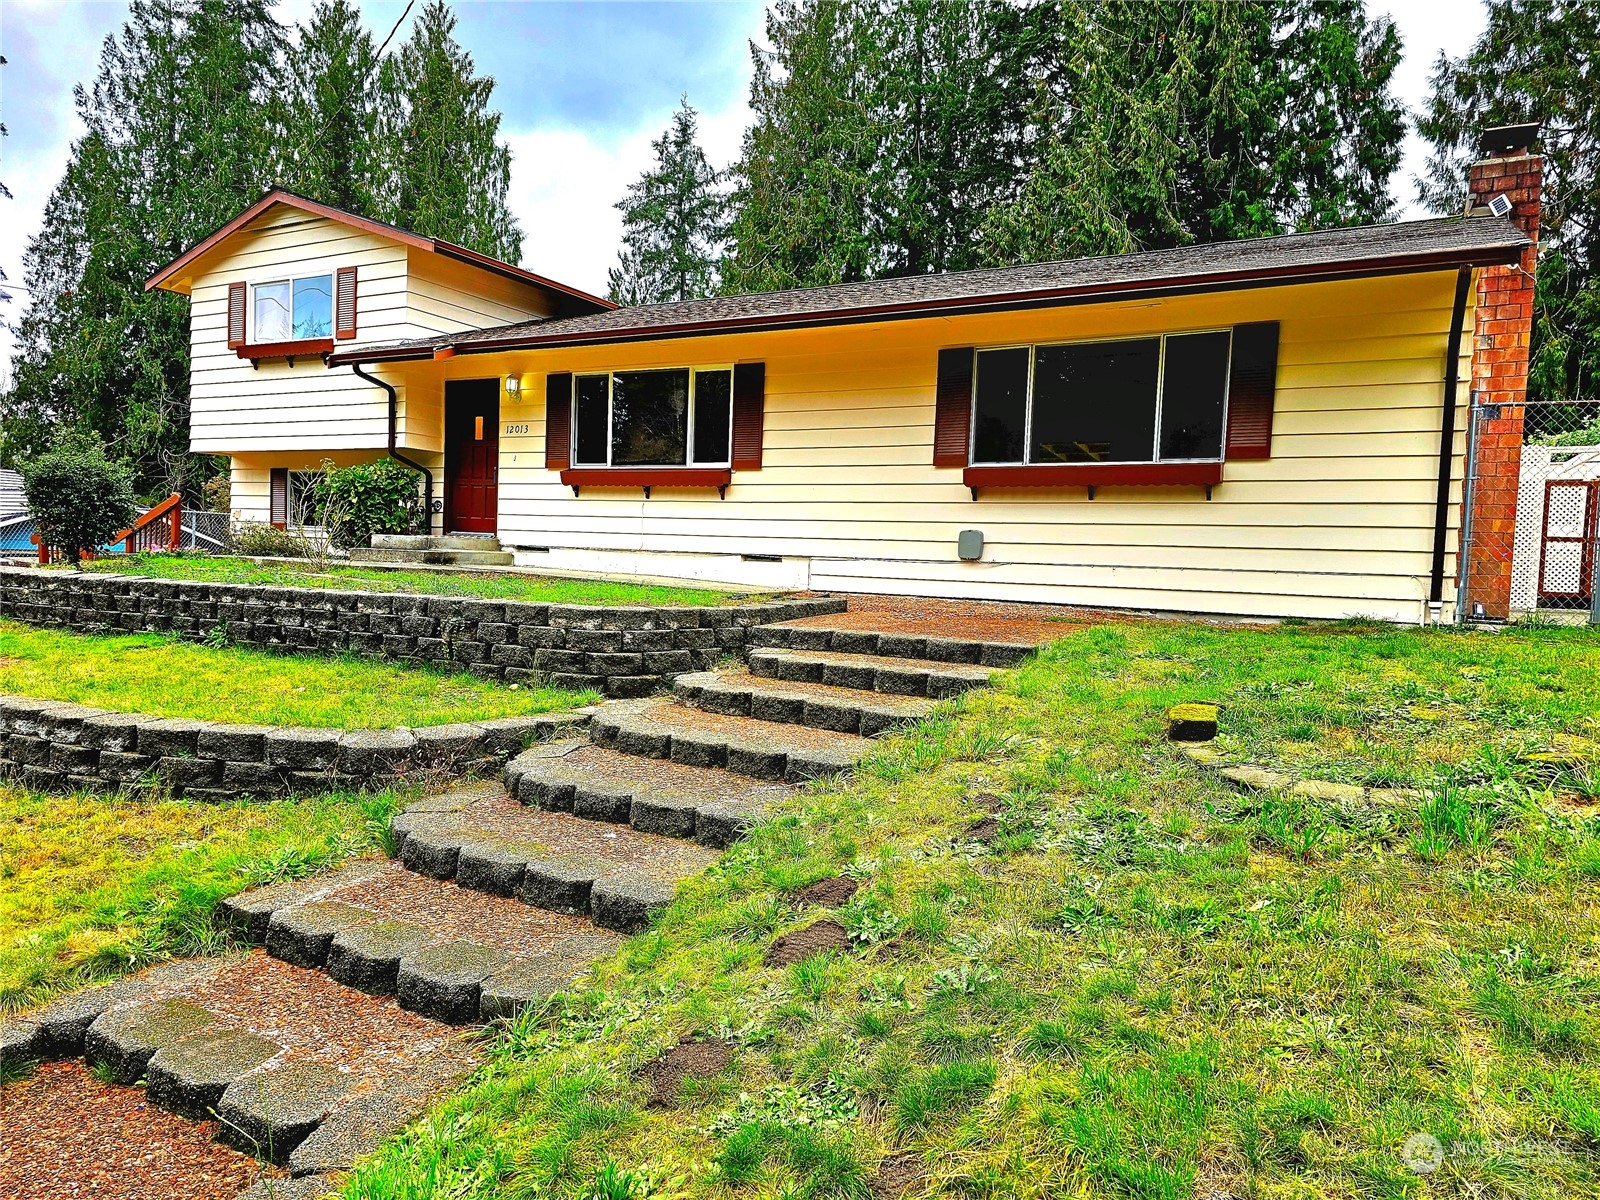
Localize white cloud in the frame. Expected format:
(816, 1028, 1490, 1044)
(1383, 0, 1490, 217)
(506, 76, 752, 295)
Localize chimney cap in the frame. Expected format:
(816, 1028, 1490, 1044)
(1479, 122, 1540, 157)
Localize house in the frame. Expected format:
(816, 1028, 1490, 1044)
(147, 128, 1545, 625)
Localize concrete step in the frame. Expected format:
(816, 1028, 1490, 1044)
(388, 784, 720, 915)
(219, 859, 631, 1025)
(746, 646, 992, 699)
(9, 948, 480, 1172)
(747, 621, 1036, 667)
(371, 533, 503, 552)
(504, 739, 794, 845)
(588, 697, 873, 782)
(347, 546, 515, 567)
(673, 668, 933, 736)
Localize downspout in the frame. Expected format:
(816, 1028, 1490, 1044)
(1430, 266, 1474, 613)
(350, 361, 434, 529)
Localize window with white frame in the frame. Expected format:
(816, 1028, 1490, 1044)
(970, 331, 1232, 465)
(253, 275, 334, 342)
(571, 367, 733, 467)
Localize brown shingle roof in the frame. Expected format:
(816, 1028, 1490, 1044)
(328, 215, 1527, 364)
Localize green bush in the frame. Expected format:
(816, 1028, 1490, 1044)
(230, 521, 304, 558)
(22, 436, 138, 565)
(314, 458, 425, 550)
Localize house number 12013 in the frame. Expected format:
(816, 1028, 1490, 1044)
(504, 423, 531, 435)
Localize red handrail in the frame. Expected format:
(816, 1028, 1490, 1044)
(34, 493, 183, 563)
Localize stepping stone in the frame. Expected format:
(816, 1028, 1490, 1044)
(219, 1061, 354, 1165)
(503, 741, 790, 846)
(517, 854, 610, 914)
(287, 1089, 437, 1178)
(1219, 765, 1293, 792)
(673, 670, 934, 736)
(400, 821, 473, 879)
(750, 621, 1037, 667)
(146, 1025, 283, 1119)
(218, 860, 389, 943)
(21, 958, 217, 1059)
(238, 1175, 341, 1200)
(477, 930, 621, 1021)
(84, 996, 216, 1085)
(1290, 779, 1367, 803)
(266, 901, 379, 968)
(1, 1017, 39, 1064)
(456, 839, 546, 897)
(746, 647, 991, 699)
(591, 870, 678, 934)
(397, 940, 514, 1024)
(325, 919, 439, 995)
(591, 699, 872, 782)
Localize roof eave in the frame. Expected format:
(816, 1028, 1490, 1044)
(328, 240, 1526, 367)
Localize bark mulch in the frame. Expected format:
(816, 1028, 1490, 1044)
(764, 920, 853, 967)
(638, 1039, 733, 1107)
(780, 594, 1093, 646)
(638, 702, 869, 752)
(440, 789, 721, 872)
(0, 1060, 281, 1200)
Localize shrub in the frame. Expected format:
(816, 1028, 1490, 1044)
(314, 457, 425, 550)
(231, 521, 304, 558)
(201, 471, 231, 513)
(22, 436, 138, 565)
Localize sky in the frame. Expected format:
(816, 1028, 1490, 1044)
(0, 0, 1487, 371)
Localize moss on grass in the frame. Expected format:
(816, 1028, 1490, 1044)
(75, 553, 743, 607)
(0, 783, 400, 1011)
(0, 620, 594, 728)
(339, 619, 1600, 1200)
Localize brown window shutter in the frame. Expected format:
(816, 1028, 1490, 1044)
(269, 468, 288, 528)
(335, 267, 358, 339)
(1225, 322, 1280, 460)
(227, 282, 247, 348)
(545, 373, 572, 470)
(732, 362, 766, 470)
(933, 347, 974, 467)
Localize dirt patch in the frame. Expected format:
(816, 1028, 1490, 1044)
(873, 1151, 927, 1198)
(0, 1060, 280, 1200)
(795, 876, 859, 907)
(764, 919, 853, 966)
(966, 817, 1001, 842)
(967, 792, 1006, 813)
(639, 1039, 733, 1107)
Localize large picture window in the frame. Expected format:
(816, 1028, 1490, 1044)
(253, 274, 333, 342)
(570, 367, 733, 467)
(970, 331, 1232, 465)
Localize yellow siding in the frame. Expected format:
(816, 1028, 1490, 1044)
(187, 203, 552, 456)
(228, 449, 443, 529)
(415, 268, 1476, 622)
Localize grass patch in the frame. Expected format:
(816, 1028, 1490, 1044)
(0, 619, 594, 728)
(336, 618, 1600, 1199)
(0, 782, 399, 1010)
(76, 552, 743, 607)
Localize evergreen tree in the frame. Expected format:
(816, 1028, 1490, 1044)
(1, 0, 280, 493)
(1, 52, 12, 305)
(374, 1, 521, 260)
(608, 98, 727, 305)
(270, 0, 381, 213)
(1419, 0, 1599, 409)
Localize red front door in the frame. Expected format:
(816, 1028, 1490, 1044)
(445, 380, 499, 534)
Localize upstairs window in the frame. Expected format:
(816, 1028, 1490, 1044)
(970, 330, 1232, 465)
(571, 367, 734, 467)
(253, 274, 334, 342)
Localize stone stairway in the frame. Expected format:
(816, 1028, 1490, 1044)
(2, 602, 1055, 1197)
(347, 533, 514, 568)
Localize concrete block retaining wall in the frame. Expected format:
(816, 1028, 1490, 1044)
(0, 694, 593, 800)
(0, 568, 847, 698)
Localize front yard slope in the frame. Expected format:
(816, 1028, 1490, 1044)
(339, 619, 1600, 1200)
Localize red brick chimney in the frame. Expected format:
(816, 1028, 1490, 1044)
(1460, 123, 1541, 620)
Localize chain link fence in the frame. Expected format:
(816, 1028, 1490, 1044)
(1459, 397, 1600, 624)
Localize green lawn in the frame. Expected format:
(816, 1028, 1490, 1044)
(0, 620, 594, 728)
(77, 552, 743, 606)
(339, 618, 1600, 1200)
(0, 783, 397, 1011)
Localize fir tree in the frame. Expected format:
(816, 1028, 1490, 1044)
(608, 98, 727, 305)
(374, 1, 521, 261)
(1419, 0, 1599, 409)
(270, 0, 381, 213)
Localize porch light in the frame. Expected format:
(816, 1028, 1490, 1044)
(504, 373, 520, 398)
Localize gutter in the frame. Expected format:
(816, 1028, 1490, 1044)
(1430, 266, 1474, 609)
(350, 362, 435, 527)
